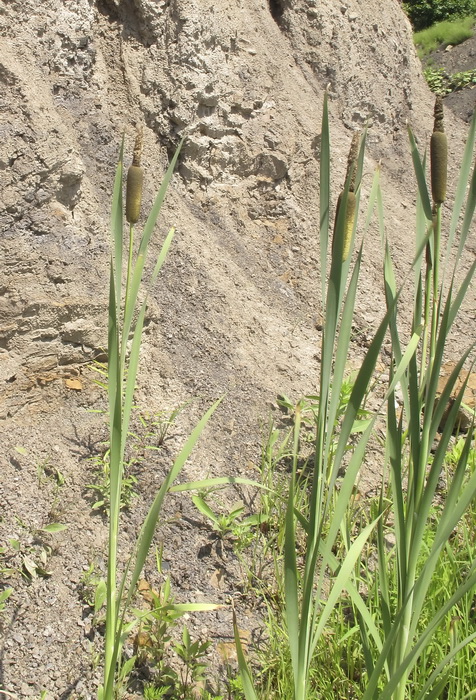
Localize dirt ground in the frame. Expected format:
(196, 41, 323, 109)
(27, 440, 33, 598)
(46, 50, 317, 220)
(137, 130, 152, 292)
(0, 2, 475, 698)
(427, 32, 476, 122)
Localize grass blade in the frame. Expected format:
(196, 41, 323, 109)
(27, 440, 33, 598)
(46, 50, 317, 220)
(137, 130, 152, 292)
(319, 92, 330, 311)
(233, 607, 259, 700)
(408, 126, 432, 221)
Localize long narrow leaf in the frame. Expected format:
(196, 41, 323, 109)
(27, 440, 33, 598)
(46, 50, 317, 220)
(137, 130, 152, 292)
(111, 137, 124, 308)
(448, 106, 476, 254)
(284, 407, 302, 692)
(414, 631, 476, 700)
(327, 247, 363, 445)
(124, 398, 222, 607)
(377, 565, 476, 700)
(407, 126, 432, 221)
(456, 156, 476, 260)
(319, 92, 330, 311)
(233, 608, 259, 700)
(311, 515, 382, 655)
(170, 476, 267, 492)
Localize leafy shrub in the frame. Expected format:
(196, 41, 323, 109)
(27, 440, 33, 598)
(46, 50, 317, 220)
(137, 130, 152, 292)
(403, 0, 476, 31)
(424, 65, 476, 93)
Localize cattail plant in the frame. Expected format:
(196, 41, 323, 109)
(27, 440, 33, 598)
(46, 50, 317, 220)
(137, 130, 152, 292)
(235, 95, 416, 700)
(235, 94, 476, 700)
(99, 132, 222, 700)
(359, 103, 476, 700)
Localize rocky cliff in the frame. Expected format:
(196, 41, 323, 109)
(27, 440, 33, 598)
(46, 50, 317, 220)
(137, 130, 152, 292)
(0, 0, 439, 422)
(0, 1, 474, 697)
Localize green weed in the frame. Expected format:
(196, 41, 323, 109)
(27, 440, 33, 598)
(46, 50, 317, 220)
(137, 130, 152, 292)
(192, 491, 266, 549)
(414, 15, 475, 56)
(424, 65, 476, 94)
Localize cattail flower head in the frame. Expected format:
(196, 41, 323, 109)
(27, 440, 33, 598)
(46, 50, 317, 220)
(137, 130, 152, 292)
(126, 127, 144, 224)
(332, 132, 360, 262)
(430, 96, 447, 205)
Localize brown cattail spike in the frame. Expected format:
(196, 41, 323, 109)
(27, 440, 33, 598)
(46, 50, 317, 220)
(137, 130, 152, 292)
(433, 95, 444, 133)
(333, 190, 356, 263)
(346, 131, 360, 192)
(132, 126, 143, 166)
(332, 132, 360, 262)
(126, 128, 144, 224)
(430, 97, 447, 204)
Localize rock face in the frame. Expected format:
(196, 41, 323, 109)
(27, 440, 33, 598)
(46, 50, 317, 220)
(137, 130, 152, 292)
(0, 1, 474, 697)
(0, 0, 439, 419)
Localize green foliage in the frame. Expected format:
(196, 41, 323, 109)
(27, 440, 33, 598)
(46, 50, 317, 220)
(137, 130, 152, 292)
(231, 95, 476, 700)
(0, 586, 13, 615)
(136, 402, 192, 448)
(128, 549, 219, 698)
(86, 445, 138, 513)
(78, 561, 107, 619)
(88, 364, 190, 514)
(93, 90, 475, 700)
(37, 457, 65, 489)
(424, 65, 476, 93)
(414, 15, 475, 55)
(0, 518, 67, 582)
(192, 491, 266, 549)
(174, 625, 212, 694)
(403, 0, 476, 31)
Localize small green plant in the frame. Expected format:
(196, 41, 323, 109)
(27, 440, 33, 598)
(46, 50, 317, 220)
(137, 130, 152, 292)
(37, 457, 65, 489)
(143, 685, 171, 699)
(173, 625, 212, 697)
(86, 445, 138, 513)
(192, 492, 265, 548)
(136, 402, 192, 449)
(424, 65, 476, 94)
(3, 519, 67, 581)
(0, 586, 13, 615)
(127, 547, 219, 697)
(277, 379, 373, 452)
(79, 561, 107, 625)
(87, 367, 189, 515)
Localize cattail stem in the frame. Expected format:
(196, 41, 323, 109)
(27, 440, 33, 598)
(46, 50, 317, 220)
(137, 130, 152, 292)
(122, 223, 135, 367)
(420, 242, 433, 389)
(429, 203, 442, 370)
